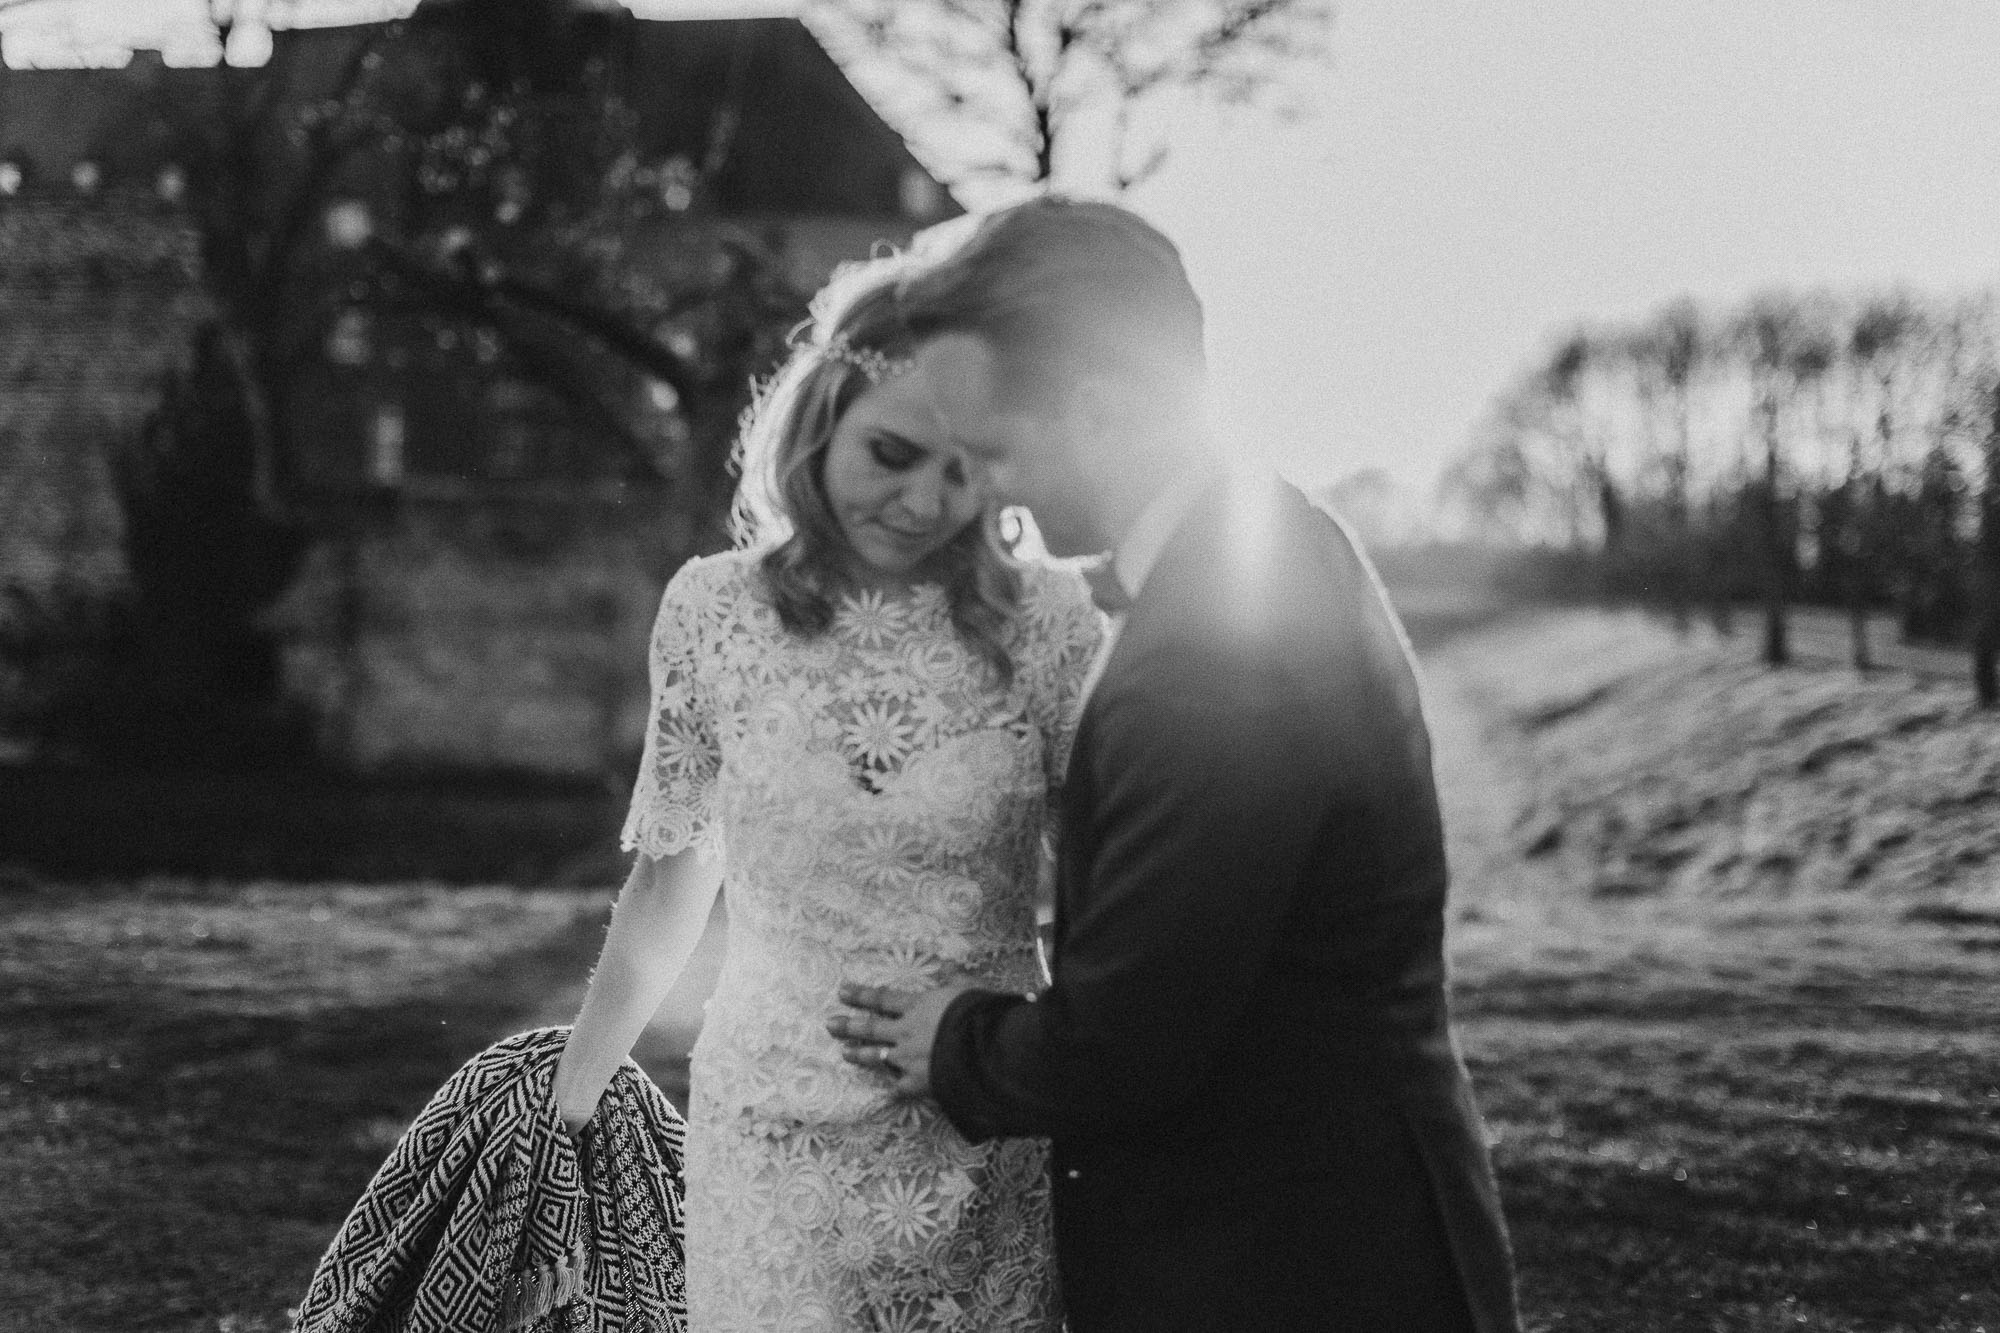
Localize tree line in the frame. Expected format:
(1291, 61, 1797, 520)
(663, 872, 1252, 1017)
(1441, 289, 2000, 705)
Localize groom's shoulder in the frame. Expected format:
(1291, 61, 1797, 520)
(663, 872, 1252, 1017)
(1170, 479, 1363, 621)
(1144, 478, 1419, 691)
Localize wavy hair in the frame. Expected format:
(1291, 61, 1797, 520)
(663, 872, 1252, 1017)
(730, 250, 1025, 684)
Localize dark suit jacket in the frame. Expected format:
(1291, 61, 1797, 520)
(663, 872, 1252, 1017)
(932, 477, 1520, 1333)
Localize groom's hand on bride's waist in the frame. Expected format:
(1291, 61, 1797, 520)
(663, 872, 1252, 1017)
(828, 982, 973, 1099)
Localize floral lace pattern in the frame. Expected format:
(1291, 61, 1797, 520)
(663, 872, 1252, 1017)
(622, 550, 1101, 1332)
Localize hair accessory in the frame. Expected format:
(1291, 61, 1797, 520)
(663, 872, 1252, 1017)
(822, 334, 914, 384)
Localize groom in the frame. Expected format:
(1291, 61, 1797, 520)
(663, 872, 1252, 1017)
(829, 197, 1521, 1332)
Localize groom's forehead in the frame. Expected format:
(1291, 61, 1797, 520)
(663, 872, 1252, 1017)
(910, 334, 1029, 460)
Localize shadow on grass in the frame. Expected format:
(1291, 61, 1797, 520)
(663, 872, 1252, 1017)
(0, 764, 625, 885)
(0, 906, 609, 1333)
(1460, 957, 2000, 1333)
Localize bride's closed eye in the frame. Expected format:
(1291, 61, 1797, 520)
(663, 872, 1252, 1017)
(868, 434, 925, 471)
(869, 434, 970, 487)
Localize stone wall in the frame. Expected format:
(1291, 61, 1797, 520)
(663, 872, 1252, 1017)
(271, 488, 706, 778)
(0, 197, 207, 600)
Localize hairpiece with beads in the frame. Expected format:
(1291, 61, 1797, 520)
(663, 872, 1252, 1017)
(821, 334, 914, 384)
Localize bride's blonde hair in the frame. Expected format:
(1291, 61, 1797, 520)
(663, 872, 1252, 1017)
(730, 248, 1025, 683)
(734, 196, 1202, 678)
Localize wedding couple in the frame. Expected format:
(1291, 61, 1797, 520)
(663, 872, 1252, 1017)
(554, 196, 1520, 1332)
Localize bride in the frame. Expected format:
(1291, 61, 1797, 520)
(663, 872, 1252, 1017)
(552, 242, 1100, 1331)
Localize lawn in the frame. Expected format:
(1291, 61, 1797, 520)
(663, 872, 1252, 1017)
(0, 881, 615, 1333)
(1429, 610, 2000, 1333)
(1460, 935, 2000, 1332)
(2, 608, 1997, 1332)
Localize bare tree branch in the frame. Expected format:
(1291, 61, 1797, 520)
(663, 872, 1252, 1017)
(810, 0, 1331, 194)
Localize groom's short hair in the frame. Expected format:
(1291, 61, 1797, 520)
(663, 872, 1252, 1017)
(897, 195, 1206, 413)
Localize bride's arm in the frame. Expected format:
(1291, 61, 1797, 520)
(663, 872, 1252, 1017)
(554, 846, 725, 1134)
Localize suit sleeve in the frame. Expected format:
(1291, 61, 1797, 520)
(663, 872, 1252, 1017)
(932, 632, 1353, 1142)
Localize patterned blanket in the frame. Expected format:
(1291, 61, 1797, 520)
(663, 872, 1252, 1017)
(292, 1027, 687, 1333)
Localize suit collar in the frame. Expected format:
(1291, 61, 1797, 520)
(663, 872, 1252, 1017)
(1109, 471, 1218, 604)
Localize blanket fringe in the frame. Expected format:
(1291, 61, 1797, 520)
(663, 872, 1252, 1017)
(500, 1244, 589, 1332)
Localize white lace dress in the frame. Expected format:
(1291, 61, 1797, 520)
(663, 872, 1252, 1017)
(621, 549, 1101, 1333)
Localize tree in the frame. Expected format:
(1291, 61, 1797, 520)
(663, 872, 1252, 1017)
(1730, 292, 1834, 667)
(806, 0, 1331, 195)
(336, 0, 803, 515)
(1976, 379, 2000, 707)
(1444, 284, 1998, 680)
(1437, 421, 1543, 546)
(1623, 298, 1706, 632)
(102, 325, 315, 762)
(1545, 330, 1632, 559)
(0, 0, 806, 511)
(0, 0, 810, 764)
(1444, 374, 1579, 549)
(1442, 329, 1638, 559)
(1840, 295, 1928, 668)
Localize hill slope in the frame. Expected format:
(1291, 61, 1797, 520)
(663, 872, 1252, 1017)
(1426, 610, 2000, 925)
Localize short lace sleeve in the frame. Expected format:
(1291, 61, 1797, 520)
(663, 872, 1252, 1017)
(1018, 563, 1106, 792)
(621, 558, 726, 861)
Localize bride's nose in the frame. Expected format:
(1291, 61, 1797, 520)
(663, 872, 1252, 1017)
(897, 467, 946, 525)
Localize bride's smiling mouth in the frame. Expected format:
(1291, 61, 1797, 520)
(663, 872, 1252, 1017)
(872, 520, 939, 545)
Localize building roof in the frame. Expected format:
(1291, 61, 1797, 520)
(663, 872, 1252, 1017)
(0, 15, 956, 222)
(619, 18, 950, 218)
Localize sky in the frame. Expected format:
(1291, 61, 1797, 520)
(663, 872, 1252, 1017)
(1130, 0, 2000, 495)
(8, 0, 2000, 496)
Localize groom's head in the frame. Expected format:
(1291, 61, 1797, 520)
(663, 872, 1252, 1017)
(893, 196, 1208, 556)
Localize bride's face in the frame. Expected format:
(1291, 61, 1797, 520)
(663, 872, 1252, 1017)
(821, 354, 988, 582)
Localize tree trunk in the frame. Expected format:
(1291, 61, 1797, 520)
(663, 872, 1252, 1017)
(1976, 599, 1999, 708)
(1975, 385, 2000, 707)
(1667, 496, 1692, 636)
(1706, 494, 1736, 637)
(1761, 398, 1789, 667)
(1842, 478, 1873, 671)
(215, 320, 287, 515)
(333, 529, 368, 765)
(1667, 415, 1692, 637)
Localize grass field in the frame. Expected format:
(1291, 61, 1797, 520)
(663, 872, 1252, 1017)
(1428, 611, 2000, 1333)
(0, 882, 614, 1332)
(2, 608, 1997, 1332)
